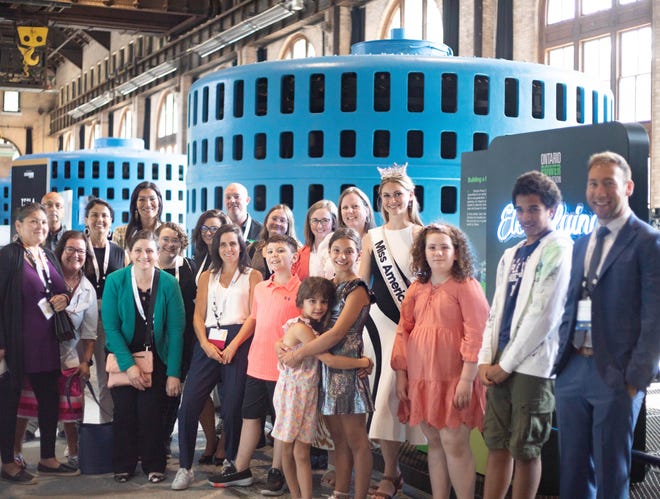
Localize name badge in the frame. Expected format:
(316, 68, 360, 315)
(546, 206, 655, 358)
(208, 327, 228, 350)
(576, 298, 591, 333)
(37, 297, 54, 320)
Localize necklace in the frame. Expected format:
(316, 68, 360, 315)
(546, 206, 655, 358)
(64, 271, 82, 293)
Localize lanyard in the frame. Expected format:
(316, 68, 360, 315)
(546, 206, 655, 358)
(25, 247, 52, 295)
(90, 243, 110, 291)
(131, 266, 154, 323)
(195, 254, 207, 285)
(243, 216, 252, 241)
(210, 268, 240, 327)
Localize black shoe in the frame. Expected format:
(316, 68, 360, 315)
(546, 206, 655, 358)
(208, 467, 253, 488)
(37, 462, 80, 476)
(260, 467, 286, 496)
(1, 469, 37, 485)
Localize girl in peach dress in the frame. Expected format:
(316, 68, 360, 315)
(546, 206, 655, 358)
(391, 223, 489, 499)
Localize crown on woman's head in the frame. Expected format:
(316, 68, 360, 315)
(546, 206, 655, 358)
(377, 162, 408, 179)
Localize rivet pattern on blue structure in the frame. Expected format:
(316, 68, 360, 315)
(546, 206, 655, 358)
(186, 35, 612, 235)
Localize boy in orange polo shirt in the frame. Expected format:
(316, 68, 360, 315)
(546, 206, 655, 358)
(209, 234, 300, 495)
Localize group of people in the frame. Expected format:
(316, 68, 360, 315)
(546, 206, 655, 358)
(0, 151, 657, 499)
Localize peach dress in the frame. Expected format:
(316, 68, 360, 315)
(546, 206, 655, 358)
(391, 278, 489, 430)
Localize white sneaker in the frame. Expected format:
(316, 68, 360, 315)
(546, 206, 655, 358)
(171, 467, 194, 490)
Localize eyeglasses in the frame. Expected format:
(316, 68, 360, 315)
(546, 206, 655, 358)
(310, 218, 331, 226)
(64, 246, 87, 256)
(42, 202, 64, 209)
(201, 225, 220, 233)
(160, 237, 181, 245)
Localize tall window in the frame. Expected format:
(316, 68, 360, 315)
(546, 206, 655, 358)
(88, 121, 102, 148)
(282, 35, 315, 59)
(543, 0, 651, 123)
(118, 108, 133, 139)
(2, 91, 19, 112)
(156, 92, 178, 153)
(62, 132, 75, 151)
(382, 0, 443, 43)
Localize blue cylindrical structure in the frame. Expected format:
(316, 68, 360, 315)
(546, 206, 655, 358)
(187, 33, 613, 234)
(13, 137, 187, 230)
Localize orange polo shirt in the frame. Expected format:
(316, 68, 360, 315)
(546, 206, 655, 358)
(247, 274, 301, 381)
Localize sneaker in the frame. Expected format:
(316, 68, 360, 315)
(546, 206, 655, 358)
(208, 467, 253, 488)
(260, 467, 286, 496)
(171, 468, 194, 490)
(220, 459, 236, 475)
(67, 455, 79, 469)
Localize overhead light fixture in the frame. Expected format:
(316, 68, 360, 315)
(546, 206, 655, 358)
(67, 90, 113, 118)
(115, 60, 178, 96)
(192, 1, 303, 58)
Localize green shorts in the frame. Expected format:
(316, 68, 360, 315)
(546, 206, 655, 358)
(483, 371, 554, 460)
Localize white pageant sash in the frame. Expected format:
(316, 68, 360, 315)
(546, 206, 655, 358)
(369, 226, 408, 310)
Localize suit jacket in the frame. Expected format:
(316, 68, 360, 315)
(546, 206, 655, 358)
(554, 214, 660, 391)
(101, 266, 185, 378)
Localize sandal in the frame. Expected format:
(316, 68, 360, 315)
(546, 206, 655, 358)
(320, 467, 336, 489)
(329, 491, 350, 499)
(369, 474, 404, 499)
(148, 471, 166, 483)
(114, 472, 131, 483)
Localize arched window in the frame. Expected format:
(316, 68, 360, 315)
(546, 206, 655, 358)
(87, 121, 101, 148)
(543, 0, 651, 123)
(381, 0, 443, 43)
(156, 91, 178, 153)
(62, 132, 75, 152)
(281, 35, 315, 60)
(118, 108, 133, 139)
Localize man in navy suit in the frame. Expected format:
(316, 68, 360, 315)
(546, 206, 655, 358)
(554, 151, 660, 499)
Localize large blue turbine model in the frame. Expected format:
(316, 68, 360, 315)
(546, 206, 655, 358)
(11, 137, 186, 231)
(186, 29, 612, 235)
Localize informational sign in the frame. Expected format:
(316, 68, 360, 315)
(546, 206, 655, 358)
(461, 121, 649, 300)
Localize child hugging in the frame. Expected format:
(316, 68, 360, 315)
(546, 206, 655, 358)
(392, 223, 489, 499)
(272, 277, 371, 499)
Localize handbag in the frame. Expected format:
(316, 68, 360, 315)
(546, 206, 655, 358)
(53, 310, 76, 342)
(105, 270, 159, 388)
(106, 350, 154, 388)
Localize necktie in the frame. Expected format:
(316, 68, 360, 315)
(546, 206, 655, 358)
(585, 226, 610, 294)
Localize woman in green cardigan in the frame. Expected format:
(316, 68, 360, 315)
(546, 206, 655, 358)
(102, 229, 184, 484)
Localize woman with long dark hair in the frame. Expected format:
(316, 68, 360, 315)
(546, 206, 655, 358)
(172, 224, 262, 490)
(111, 181, 164, 249)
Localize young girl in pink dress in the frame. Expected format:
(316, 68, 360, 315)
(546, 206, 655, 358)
(391, 223, 489, 499)
(272, 277, 371, 499)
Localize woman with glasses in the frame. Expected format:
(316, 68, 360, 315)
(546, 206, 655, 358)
(112, 182, 164, 250)
(294, 200, 338, 281)
(83, 198, 125, 423)
(191, 210, 230, 285)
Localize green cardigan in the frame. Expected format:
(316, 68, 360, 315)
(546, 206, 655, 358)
(102, 266, 185, 378)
